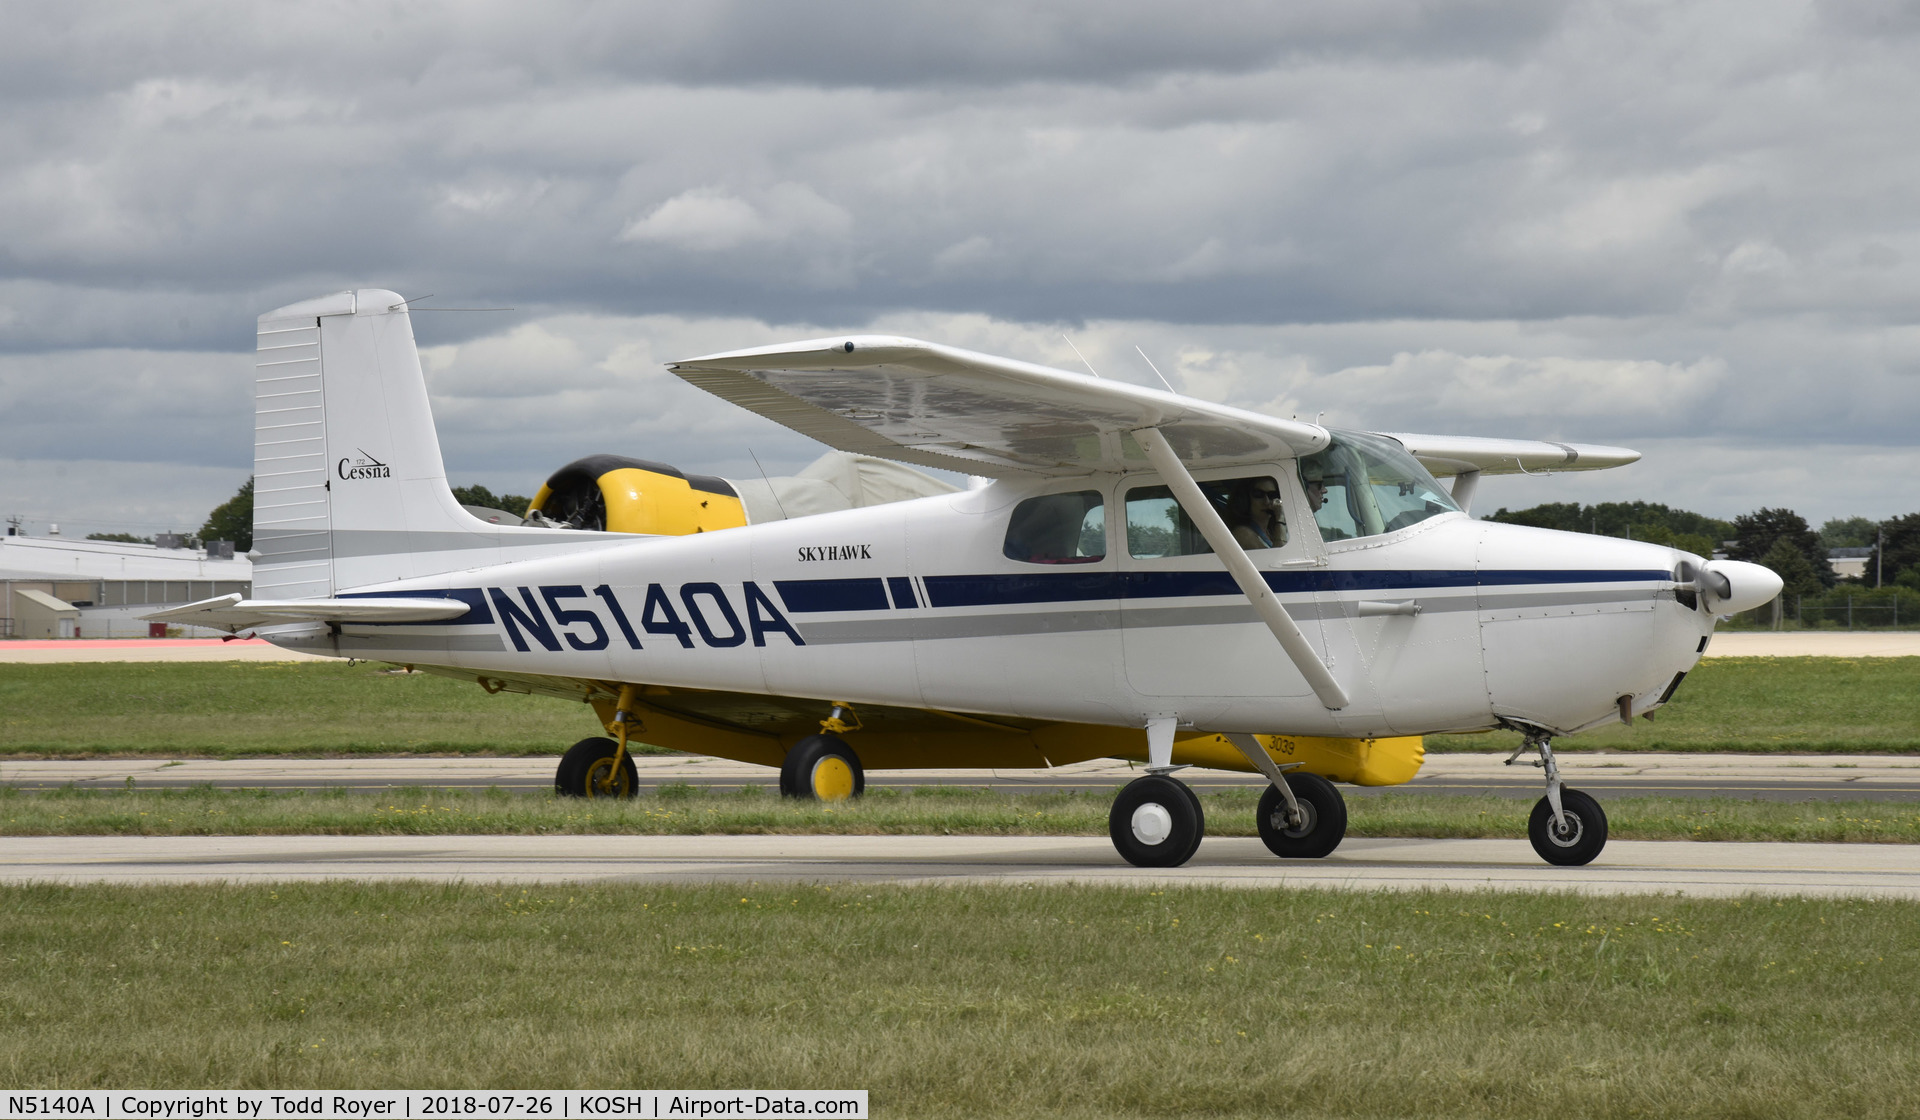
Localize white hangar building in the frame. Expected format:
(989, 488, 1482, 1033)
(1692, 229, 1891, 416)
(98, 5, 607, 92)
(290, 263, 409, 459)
(0, 532, 251, 638)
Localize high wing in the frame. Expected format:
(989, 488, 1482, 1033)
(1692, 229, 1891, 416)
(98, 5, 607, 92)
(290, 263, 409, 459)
(1380, 432, 1640, 477)
(670, 335, 1330, 477)
(144, 593, 472, 633)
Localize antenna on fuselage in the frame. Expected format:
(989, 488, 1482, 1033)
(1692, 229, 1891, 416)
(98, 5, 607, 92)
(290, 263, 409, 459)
(1061, 334, 1101, 378)
(1134, 346, 1177, 394)
(748, 448, 791, 521)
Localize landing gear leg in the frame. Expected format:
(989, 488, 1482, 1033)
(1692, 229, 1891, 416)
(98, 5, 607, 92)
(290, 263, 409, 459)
(1508, 729, 1607, 866)
(555, 684, 642, 799)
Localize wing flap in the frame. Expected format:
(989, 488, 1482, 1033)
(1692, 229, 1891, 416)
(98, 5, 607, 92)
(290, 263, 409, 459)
(672, 335, 1329, 476)
(1378, 432, 1640, 477)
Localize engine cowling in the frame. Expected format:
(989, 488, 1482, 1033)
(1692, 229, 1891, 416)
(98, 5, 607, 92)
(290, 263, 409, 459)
(527, 455, 747, 535)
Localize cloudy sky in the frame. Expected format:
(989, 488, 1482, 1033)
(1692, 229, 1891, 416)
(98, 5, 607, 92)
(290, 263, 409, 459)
(4, 0, 1918, 538)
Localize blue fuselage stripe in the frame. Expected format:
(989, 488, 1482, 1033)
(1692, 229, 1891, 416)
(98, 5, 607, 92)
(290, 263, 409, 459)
(919, 569, 1669, 609)
(343, 568, 1672, 625)
(773, 577, 890, 613)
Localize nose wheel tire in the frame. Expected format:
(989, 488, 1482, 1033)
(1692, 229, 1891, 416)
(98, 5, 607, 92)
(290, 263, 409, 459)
(1529, 788, 1608, 866)
(780, 733, 865, 802)
(1257, 772, 1348, 859)
(554, 736, 639, 799)
(1109, 775, 1205, 868)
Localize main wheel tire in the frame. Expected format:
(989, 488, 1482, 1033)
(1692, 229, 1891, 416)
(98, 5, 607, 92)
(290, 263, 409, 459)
(1108, 775, 1205, 868)
(1528, 788, 1608, 866)
(1256, 772, 1348, 859)
(554, 736, 639, 799)
(780, 734, 865, 802)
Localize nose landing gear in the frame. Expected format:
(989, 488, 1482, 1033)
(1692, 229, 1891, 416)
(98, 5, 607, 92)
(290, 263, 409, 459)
(1508, 730, 1609, 866)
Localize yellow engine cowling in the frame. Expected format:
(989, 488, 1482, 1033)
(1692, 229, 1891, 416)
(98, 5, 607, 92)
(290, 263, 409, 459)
(528, 455, 747, 535)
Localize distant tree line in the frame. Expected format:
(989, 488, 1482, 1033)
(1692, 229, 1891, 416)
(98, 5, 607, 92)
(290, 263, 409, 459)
(451, 484, 532, 518)
(84, 478, 533, 552)
(1480, 501, 1731, 559)
(1485, 501, 1920, 600)
(105, 480, 1920, 609)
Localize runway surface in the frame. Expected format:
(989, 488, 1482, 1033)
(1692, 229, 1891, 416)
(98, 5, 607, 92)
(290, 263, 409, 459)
(6, 833, 1917, 898)
(9, 752, 1920, 801)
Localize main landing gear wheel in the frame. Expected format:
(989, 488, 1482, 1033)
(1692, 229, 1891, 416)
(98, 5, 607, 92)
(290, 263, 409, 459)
(1257, 772, 1348, 859)
(554, 736, 638, 799)
(1109, 775, 1205, 868)
(780, 733, 865, 802)
(1529, 788, 1608, 866)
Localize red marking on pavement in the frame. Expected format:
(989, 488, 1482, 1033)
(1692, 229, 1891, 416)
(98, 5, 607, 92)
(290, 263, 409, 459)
(1, 639, 274, 649)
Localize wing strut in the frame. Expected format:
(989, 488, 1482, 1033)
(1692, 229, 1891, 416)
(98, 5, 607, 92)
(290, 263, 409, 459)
(1132, 427, 1349, 711)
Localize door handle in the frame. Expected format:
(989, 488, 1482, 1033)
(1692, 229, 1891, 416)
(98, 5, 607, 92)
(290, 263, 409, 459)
(1356, 599, 1421, 617)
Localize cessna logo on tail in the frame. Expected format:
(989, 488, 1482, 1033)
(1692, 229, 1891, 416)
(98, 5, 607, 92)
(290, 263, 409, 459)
(338, 449, 391, 480)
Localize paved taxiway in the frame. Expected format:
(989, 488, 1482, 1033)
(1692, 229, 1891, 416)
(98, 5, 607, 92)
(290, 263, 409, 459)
(5, 834, 1917, 898)
(9, 752, 1920, 801)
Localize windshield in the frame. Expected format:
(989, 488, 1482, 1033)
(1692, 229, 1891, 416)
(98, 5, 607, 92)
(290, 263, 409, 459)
(1297, 430, 1457, 542)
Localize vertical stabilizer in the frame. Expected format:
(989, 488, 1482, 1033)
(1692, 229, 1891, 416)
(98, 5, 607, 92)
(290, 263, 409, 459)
(252, 289, 618, 599)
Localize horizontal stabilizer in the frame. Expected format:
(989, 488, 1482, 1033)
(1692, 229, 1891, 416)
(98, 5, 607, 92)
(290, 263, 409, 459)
(672, 336, 1330, 476)
(144, 593, 471, 632)
(1378, 432, 1640, 477)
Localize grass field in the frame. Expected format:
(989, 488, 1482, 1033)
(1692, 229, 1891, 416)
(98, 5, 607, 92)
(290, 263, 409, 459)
(3, 882, 1917, 1118)
(3, 657, 1917, 757)
(1428, 655, 1920, 753)
(5, 784, 1919, 843)
(0, 662, 615, 757)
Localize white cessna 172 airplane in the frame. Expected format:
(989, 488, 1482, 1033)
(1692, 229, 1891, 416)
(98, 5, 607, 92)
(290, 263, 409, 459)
(153, 289, 1781, 868)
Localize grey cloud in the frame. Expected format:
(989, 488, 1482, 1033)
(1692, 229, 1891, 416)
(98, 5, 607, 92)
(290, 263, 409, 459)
(2, 1, 1915, 333)
(0, 2, 1564, 100)
(3, 1, 1919, 531)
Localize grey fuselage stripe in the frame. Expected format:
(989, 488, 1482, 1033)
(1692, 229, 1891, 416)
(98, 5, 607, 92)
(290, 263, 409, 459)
(791, 588, 1659, 646)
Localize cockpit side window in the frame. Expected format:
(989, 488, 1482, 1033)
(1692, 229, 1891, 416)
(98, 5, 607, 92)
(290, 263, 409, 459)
(1297, 430, 1457, 542)
(1003, 491, 1107, 564)
(1125, 475, 1287, 558)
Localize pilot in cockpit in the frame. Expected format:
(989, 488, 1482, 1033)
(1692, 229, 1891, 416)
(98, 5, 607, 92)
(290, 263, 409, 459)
(1298, 458, 1346, 540)
(1300, 462, 1329, 513)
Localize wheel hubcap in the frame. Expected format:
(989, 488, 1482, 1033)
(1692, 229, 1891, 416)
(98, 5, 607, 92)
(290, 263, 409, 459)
(1548, 810, 1584, 846)
(811, 757, 856, 802)
(1276, 799, 1318, 838)
(1131, 802, 1174, 845)
(584, 758, 627, 798)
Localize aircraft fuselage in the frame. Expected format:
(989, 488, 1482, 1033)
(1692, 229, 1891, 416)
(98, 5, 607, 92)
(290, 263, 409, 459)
(278, 478, 1710, 741)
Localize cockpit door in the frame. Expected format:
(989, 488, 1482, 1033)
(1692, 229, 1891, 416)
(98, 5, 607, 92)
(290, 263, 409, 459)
(1118, 467, 1320, 700)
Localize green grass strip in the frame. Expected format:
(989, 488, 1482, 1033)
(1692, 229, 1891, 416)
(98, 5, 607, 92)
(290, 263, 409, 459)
(0, 661, 616, 756)
(1432, 655, 1920, 753)
(3, 656, 1918, 756)
(5, 785, 1920, 843)
(2, 882, 1917, 1118)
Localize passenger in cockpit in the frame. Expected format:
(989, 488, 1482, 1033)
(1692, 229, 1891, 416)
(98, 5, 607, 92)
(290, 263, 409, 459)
(1224, 477, 1286, 550)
